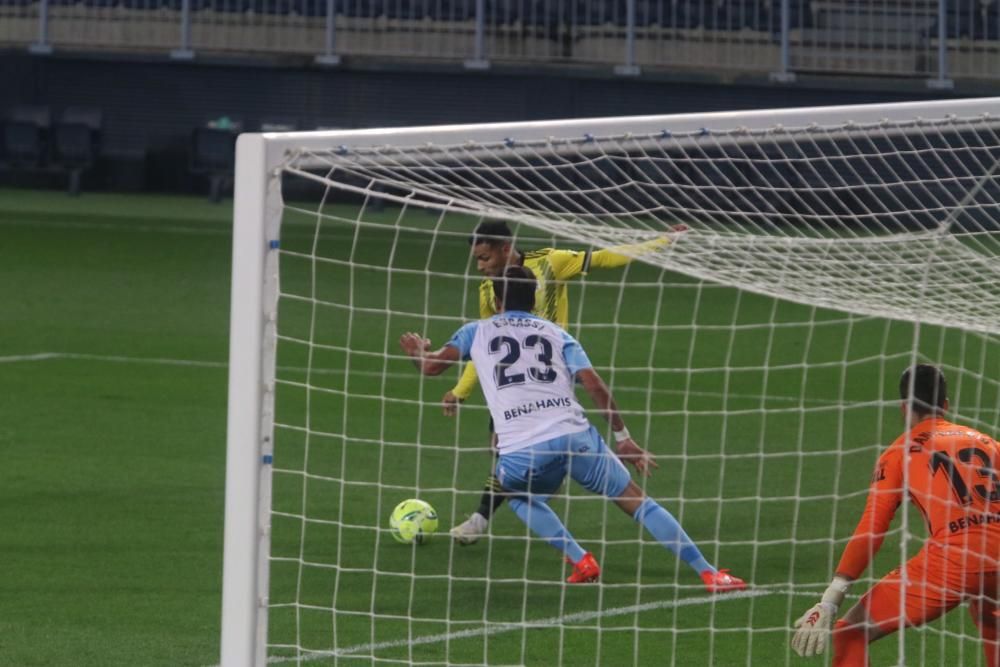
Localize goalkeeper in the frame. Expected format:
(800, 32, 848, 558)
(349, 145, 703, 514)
(445, 219, 684, 545)
(791, 364, 1000, 666)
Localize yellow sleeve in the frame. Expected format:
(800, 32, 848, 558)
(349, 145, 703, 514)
(589, 236, 671, 270)
(451, 361, 479, 400)
(450, 281, 494, 400)
(546, 249, 589, 280)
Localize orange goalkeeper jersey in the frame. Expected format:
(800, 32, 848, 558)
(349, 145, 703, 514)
(837, 416, 1000, 580)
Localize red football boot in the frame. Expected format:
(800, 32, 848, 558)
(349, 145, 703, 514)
(701, 568, 747, 594)
(566, 552, 601, 584)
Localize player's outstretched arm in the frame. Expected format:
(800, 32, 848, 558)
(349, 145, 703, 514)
(399, 333, 460, 376)
(586, 226, 688, 271)
(576, 368, 658, 477)
(791, 575, 853, 657)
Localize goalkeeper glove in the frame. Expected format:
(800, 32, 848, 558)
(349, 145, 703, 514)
(791, 575, 851, 657)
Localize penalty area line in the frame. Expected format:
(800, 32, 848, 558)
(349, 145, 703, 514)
(264, 589, 773, 664)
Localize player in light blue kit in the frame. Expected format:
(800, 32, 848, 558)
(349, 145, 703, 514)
(399, 266, 746, 592)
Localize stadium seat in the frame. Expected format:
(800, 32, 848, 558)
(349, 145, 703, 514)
(383, 0, 422, 19)
(292, 0, 328, 16)
(670, 0, 706, 28)
(712, 0, 767, 30)
(203, 0, 245, 11)
(486, 0, 521, 24)
(433, 0, 474, 21)
(947, 0, 977, 38)
(924, 0, 978, 39)
(766, 0, 810, 33)
(191, 124, 237, 202)
(1, 105, 51, 170)
(569, 0, 611, 26)
(53, 107, 102, 196)
(339, 0, 377, 17)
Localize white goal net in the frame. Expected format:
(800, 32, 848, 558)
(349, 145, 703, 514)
(222, 98, 1000, 666)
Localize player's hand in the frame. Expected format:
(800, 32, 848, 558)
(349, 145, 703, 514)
(791, 602, 837, 657)
(669, 223, 689, 233)
(616, 439, 658, 477)
(441, 390, 464, 417)
(399, 332, 431, 357)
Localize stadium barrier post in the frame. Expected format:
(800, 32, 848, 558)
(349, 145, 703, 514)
(316, 0, 342, 66)
(464, 0, 490, 70)
(927, 0, 954, 89)
(614, 0, 640, 76)
(28, 0, 53, 55)
(770, 0, 796, 83)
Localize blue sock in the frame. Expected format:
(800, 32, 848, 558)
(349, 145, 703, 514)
(509, 496, 587, 563)
(633, 497, 714, 575)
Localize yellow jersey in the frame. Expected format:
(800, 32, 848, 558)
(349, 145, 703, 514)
(451, 237, 670, 400)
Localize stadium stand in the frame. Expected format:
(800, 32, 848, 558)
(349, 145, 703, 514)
(5, 0, 1000, 82)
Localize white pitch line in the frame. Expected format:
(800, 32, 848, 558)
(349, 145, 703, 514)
(0, 217, 233, 236)
(259, 588, 774, 665)
(0, 351, 229, 369)
(0, 352, 62, 363)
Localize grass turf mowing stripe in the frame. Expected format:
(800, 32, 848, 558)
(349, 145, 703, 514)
(1, 352, 874, 408)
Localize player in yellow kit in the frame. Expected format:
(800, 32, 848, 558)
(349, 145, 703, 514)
(447, 220, 684, 544)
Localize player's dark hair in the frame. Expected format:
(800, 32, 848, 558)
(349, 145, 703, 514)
(469, 220, 513, 248)
(899, 364, 948, 416)
(493, 266, 535, 313)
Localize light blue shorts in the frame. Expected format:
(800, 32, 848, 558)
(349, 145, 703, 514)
(495, 425, 631, 499)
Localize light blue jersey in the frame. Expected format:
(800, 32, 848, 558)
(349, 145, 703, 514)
(447, 311, 592, 453)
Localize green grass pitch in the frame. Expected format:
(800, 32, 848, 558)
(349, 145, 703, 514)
(3, 187, 998, 666)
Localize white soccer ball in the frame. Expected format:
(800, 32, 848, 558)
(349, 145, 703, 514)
(389, 498, 438, 545)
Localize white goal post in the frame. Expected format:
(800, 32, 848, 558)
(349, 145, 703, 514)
(222, 97, 1000, 666)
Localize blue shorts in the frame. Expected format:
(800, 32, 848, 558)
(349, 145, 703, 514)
(495, 425, 631, 499)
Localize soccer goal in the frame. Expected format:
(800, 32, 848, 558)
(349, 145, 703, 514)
(221, 98, 1000, 666)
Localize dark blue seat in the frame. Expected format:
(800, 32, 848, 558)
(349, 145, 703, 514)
(1, 106, 50, 169)
(53, 108, 101, 167)
(338, 0, 377, 16)
(427, 0, 473, 21)
(383, 0, 422, 19)
(712, 0, 767, 30)
(947, 0, 979, 39)
(208, 0, 254, 12)
(665, 0, 705, 28)
(191, 125, 237, 202)
(925, 0, 977, 39)
(291, 0, 328, 15)
(484, 0, 512, 23)
(3, 122, 45, 167)
(767, 0, 810, 33)
(52, 108, 102, 196)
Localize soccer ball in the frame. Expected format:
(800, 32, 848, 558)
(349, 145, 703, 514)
(389, 499, 438, 545)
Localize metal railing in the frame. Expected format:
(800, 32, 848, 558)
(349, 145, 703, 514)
(3, 0, 999, 84)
